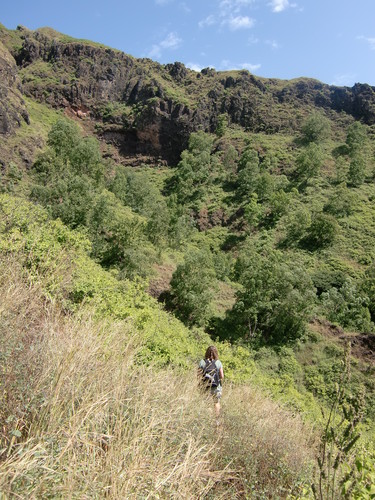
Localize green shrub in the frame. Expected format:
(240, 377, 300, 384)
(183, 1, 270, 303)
(228, 237, 316, 343)
(321, 279, 373, 332)
(304, 212, 338, 249)
(300, 112, 331, 144)
(170, 247, 217, 327)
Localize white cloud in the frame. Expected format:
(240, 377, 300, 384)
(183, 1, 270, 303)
(357, 35, 375, 50)
(226, 15, 255, 30)
(148, 45, 162, 59)
(179, 2, 191, 13)
(220, 59, 231, 69)
(186, 62, 204, 72)
(269, 0, 296, 12)
(160, 32, 182, 49)
(199, 15, 216, 28)
(240, 62, 261, 71)
(219, 0, 255, 16)
(220, 59, 261, 72)
(147, 32, 182, 59)
(266, 39, 280, 49)
(199, 0, 256, 30)
(248, 34, 259, 44)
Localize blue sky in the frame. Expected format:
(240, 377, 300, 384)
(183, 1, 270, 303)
(2, 0, 375, 86)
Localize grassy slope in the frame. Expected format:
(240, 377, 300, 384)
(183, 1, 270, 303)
(0, 192, 324, 414)
(0, 272, 315, 499)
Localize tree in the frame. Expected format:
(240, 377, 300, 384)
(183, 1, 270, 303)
(215, 113, 229, 137)
(146, 197, 170, 247)
(0, 162, 23, 193)
(69, 136, 103, 181)
(31, 167, 96, 228)
(228, 238, 316, 343)
(324, 183, 357, 217)
(47, 118, 104, 181)
(345, 122, 368, 187)
(256, 172, 275, 202)
(305, 213, 338, 249)
(32, 118, 107, 228)
(348, 154, 366, 187)
(173, 132, 217, 206)
(362, 263, 375, 322)
(222, 144, 238, 173)
(244, 193, 262, 231)
(284, 205, 312, 245)
(170, 248, 217, 327)
(109, 168, 171, 247)
(267, 189, 293, 222)
(296, 143, 325, 183)
(334, 156, 349, 184)
(168, 211, 195, 249)
(47, 118, 79, 157)
(300, 112, 331, 144)
(236, 146, 260, 198)
(321, 279, 373, 332)
(32, 120, 155, 276)
(88, 190, 152, 277)
(346, 122, 367, 156)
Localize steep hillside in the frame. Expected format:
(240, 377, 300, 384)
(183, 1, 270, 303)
(1, 21, 375, 498)
(1, 23, 375, 166)
(0, 222, 316, 497)
(0, 39, 28, 135)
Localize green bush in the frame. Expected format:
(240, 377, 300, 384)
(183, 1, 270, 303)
(304, 212, 338, 249)
(170, 247, 217, 327)
(321, 279, 373, 332)
(227, 237, 316, 343)
(296, 143, 325, 183)
(300, 112, 331, 144)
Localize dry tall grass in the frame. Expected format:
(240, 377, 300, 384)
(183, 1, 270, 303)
(0, 260, 316, 498)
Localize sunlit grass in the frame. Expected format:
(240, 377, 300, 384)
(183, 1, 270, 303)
(0, 258, 315, 498)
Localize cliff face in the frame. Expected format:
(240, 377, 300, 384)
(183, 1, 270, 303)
(1, 24, 375, 165)
(0, 40, 28, 137)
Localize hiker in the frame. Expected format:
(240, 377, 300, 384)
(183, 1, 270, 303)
(199, 345, 224, 417)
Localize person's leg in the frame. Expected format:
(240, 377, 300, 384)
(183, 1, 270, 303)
(214, 399, 221, 417)
(214, 388, 222, 418)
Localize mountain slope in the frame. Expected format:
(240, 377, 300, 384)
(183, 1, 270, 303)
(1, 21, 375, 498)
(1, 23, 375, 166)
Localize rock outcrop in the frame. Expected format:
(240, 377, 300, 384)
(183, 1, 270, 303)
(1, 24, 375, 165)
(0, 41, 29, 137)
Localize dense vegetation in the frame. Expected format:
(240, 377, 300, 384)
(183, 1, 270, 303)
(1, 22, 375, 498)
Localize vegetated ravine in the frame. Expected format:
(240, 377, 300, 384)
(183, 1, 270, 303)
(1, 22, 375, 499)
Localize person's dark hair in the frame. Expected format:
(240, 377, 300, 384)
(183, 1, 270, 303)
(205, 345, 219, 361)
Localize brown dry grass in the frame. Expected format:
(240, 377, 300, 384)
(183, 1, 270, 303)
(0, 259, 316, 498)
(218, 386, 316, 497)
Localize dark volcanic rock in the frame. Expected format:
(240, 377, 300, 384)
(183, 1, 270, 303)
(0, 41, 29, 136)
(3, 25, 375, 165)
(330, 83, 375, 124)
(165, 62, 188, 83)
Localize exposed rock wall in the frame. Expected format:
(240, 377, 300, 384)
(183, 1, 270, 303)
(0, 41, 28, 137)
(1, 25, 375, 165)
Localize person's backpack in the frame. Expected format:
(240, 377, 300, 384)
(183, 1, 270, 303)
(202, 359, 220, 388)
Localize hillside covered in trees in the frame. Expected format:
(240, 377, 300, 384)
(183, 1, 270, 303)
(1, 23, 375, 498)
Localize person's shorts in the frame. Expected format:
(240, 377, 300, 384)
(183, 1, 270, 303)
(211, 385, 222, 400)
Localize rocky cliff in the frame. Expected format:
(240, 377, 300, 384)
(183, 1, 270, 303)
(0, 40, 28, 136)
(1, 24, 375, 165)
